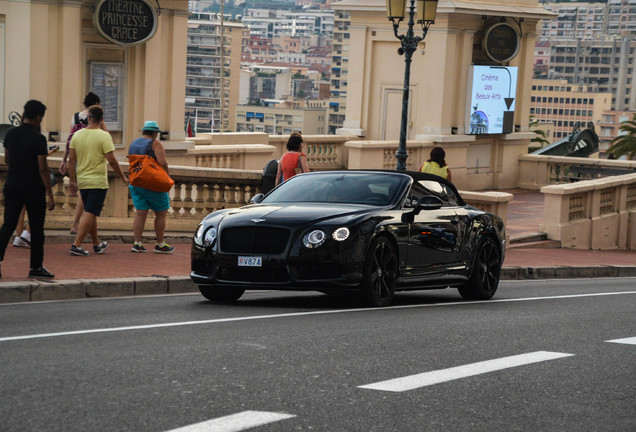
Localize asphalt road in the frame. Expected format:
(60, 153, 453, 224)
(1, 279, 635, 432)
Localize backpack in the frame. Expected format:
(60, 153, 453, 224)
(66, 112, 88, 152)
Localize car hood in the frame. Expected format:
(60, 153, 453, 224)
(217, 203, 376, 227)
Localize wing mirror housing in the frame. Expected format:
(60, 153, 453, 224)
(417, 195, 443, 211)
(402, 195, 444, 223)
(250, 193, 264, 204)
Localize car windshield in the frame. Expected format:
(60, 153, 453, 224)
(263, 173, 407, 205)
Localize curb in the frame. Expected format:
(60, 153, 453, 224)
(1, 266, 635, 304)
(0, 276, 197, 304)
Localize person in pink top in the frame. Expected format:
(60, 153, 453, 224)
(275, 132, 309, 186)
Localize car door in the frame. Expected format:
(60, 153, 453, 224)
(404, 180, 463, 277)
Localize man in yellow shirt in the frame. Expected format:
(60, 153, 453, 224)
(68, 105, 128, 256)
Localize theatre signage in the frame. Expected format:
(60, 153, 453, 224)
(482, 22, 519, 64)
(93, 0, 158, 46)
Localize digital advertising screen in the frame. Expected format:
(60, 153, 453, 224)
(466, 65, 518, 135)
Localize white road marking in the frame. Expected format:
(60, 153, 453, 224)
(605, 337, 636, 345)
(0, 291, 634, 343)
(359, 351, 574, 392)
(165, 411, 295, 432)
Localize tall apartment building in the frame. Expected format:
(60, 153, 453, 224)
(537, 1, 636, 111)
(186, 13, 244, 133)
(328, 9, 350, 134)
(529, 79, 612, 147)
(547, 38, 636, 110)
(540, 0, 636, 39)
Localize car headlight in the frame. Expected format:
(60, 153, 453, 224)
(332, 227, 350, 241)
(303, 229, 326, 248)
(203, 226, 218, 247)
(194, 224, 205, 245)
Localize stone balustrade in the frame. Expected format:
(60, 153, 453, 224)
(459, 190, 514, 228)
(0, 156, 262, 234)
(268, 134, 355, 171)
(539, 173, 636, 250)
(519, 154, 636, 189)
(185, 133, 356, 172)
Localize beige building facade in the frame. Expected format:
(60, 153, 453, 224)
(336, 0, 554, 139)
(0, 0, 189, 148)
(333, 0, 555, 189)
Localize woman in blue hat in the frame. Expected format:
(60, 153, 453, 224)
(128, 121, 174, 254)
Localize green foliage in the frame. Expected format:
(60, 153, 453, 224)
(607, 113, 636, 160)
(529, 115, 551, 148)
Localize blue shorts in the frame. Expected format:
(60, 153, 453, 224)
(129, 185, 170, 212)
(80, 189, 108, 216)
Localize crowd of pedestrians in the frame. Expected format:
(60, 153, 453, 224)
(0, 96, 175, 279)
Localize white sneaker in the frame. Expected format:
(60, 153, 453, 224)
(13, 236, 29, 247)
(21, 230, 31, 243)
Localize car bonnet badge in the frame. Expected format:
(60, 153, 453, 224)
(251, 218, 266, 223)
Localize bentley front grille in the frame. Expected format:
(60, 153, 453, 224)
(220, 226, 289, 254)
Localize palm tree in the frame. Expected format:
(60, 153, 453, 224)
(607, 113, 636, 160)
(529, 116, 550, 148)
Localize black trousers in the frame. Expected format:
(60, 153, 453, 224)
(0, 183, 47, 269)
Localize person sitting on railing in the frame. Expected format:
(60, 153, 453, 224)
(419, 147, 452, 183)
(275, 132, 310, 186)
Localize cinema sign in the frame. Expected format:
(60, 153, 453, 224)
(93, 0, 158, 46)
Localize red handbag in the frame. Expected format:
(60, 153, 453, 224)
(128, 154, 174, 192)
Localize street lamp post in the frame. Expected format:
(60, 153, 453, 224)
(386, 0, 438, 170)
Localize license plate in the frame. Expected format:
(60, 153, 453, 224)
(238, 256, 262, 267)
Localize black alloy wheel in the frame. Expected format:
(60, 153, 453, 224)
(361, 237, 398, 307)
(199, 286, 245, 302)
(458, 237, 501, 300)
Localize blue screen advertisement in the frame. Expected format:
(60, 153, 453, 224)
(467, 65, 518, 135)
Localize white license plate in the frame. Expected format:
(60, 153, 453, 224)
(238, 256, 262, 267)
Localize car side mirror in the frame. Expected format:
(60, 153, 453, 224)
(416, 195, 443, 211)
(250, 193, 264, 204)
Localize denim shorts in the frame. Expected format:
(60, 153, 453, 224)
(129, 185, 170, 212)
(80, 189, 108, 216)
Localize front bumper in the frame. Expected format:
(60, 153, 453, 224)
(191, 242, 364, 290)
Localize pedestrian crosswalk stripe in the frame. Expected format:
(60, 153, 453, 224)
(165, 411, 295, 432)
(359, 351, 574, 392)
(605, 337, 636, 345)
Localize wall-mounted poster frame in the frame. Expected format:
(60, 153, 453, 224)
(89, 62, 124, 131)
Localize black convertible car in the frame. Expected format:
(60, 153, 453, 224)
(191, 170, 505, 306)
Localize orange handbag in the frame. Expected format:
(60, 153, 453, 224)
(128, 154, 174, 192)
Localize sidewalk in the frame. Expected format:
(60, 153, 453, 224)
(0, 230, 634, 304)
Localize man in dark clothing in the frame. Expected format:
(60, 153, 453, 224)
(0, 99, 55, 278)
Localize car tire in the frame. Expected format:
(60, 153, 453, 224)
(360, 237, 398, 307)
(199, 286, 245, 302)
(458, 237, 501, 300)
